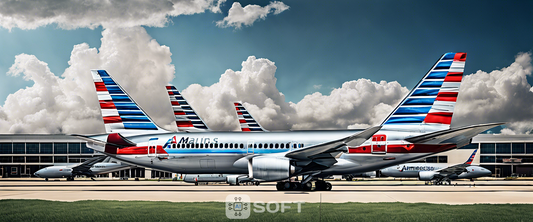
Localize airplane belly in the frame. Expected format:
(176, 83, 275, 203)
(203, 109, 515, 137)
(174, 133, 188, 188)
(111, 154, 248, 174)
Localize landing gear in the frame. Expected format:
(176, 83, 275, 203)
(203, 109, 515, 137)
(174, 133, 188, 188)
(66, 177, 74, 181)
(314, 180, 332, 191)
(275, 180, 331, 191)
(91, 177, 96, 181)
(45, 178, 48, 181)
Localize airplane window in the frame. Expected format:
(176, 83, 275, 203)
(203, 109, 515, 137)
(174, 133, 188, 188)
(240, 144, 244, 149)
(301, 144, 304, 148)
(230, 143, 233, 149)
(214, 143, 218, 148)
(264, 143, 268, 148)
(235, 143, 238, 149)
(195, 144, 199, 148)
(225, 143, 228, 148)
(254, 144, 257, 148)
(200, 143, 204, 148)
(280, 143, 284, 149)
(275, 143, 279, 149)
(258, 144, 262, 148)
(209, 143, 213, 148)
(186, 144, 190, 148)
(381, 136, 384, 141)
(293, 144, 297, 148)
(269, 144, 273, 149)
(286, 143, 290, 148)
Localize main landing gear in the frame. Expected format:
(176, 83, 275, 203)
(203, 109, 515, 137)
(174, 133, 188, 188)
(275, 180, 332, 191)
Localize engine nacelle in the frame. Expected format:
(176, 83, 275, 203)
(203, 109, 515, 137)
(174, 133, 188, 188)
(418, 171, 438, 181)
(226, 175, 240, 185)
(252, 157, 294, 181)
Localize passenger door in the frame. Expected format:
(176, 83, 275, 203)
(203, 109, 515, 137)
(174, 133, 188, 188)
(371, 134, 387, 154)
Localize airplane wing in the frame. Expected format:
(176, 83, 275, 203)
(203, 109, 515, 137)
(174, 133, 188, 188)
(435, 163, 470, 176)
(72, 156, 107, 175)
(404, 122, 504, 147)
(285, 126, 381, 168)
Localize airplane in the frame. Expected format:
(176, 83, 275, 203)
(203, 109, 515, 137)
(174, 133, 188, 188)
(380, 149, 492, 185)
(166, 84, 210, 132)
(34, 156, 134, 181)
(76, 52, 502, 191)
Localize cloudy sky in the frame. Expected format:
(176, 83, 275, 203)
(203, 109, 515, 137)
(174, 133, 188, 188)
(0, 0, 532, 134)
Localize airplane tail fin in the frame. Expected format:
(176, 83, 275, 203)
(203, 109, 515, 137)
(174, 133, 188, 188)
(91, 70, 169, 134)
(464, 149, 478, 165)
(166, 85, 210, 132)
(234, 102, 268, 132)
(381, 52, 467, 133)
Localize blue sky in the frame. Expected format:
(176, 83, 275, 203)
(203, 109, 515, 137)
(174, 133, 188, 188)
(0, 0, 532, 105)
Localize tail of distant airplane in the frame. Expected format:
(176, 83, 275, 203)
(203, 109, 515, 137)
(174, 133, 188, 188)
(464, 149, 478, 165)
(165, 85, 210, 132)
(91, 70, 169, 134)
(234, 102, 268, 132)
(381, 52, 467, 133)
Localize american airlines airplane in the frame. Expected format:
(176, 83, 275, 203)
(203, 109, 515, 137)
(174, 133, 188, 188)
(34, 156, 133, 181)
(380, 149, 492, 185)
(77, 52, 502, 191)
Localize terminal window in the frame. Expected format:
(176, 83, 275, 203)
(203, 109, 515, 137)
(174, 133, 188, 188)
(68, 143, 81, 154)
(0, 143, 12, 154)
(512, 143, 525, 154)
(26, 143, 39, 154)
(54, 143, 67, 154)
(480, 143, 495, 154)
(496, 143, 511, 154)
(40, 143, 53, 154)
(13, 143, 25, 154)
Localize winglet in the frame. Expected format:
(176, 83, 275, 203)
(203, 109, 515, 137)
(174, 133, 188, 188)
(464, 149, 478, 165)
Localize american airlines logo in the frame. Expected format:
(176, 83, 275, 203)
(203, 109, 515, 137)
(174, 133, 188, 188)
(401, 165, 435, 171)
(178, 137, 219, 144)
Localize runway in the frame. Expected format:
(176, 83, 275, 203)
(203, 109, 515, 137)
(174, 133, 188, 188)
(1, 179, 533, 204)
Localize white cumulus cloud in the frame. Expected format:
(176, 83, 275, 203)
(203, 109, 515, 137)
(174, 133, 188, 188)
(0, 0, 225, 30)
(0, 27, 176, 134)
(453, 52, 533, 134)
(181, 56, 408, 131)
(216, 1, 289, 29)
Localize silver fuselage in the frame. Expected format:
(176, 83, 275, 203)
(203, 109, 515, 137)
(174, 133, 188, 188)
(34, 163, 133, 179)
(380, 163, 492, 179)
(88, 128, 451, 177)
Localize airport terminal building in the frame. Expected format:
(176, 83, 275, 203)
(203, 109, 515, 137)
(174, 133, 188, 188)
(0, 134, 532, 178)
(0, 134, 171, 179)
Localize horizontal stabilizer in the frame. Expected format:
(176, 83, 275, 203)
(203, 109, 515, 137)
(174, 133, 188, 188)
(405, 122, 504, 146)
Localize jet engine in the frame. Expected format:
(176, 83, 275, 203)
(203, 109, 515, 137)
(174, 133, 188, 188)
(418, 171, 438, 181)
(226, 175, 240, 185)
(252, 157, 295, 181)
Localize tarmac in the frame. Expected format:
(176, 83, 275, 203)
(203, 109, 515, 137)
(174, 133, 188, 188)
(1, 179, 532, 204)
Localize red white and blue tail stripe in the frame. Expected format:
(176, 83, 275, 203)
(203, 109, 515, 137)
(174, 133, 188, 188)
(91, 70, 168, 134)
(464, 149, 478, 165)
(234, 102, 268, 132)
(166, 85, 210, 132)
(382, 52, 466, 132)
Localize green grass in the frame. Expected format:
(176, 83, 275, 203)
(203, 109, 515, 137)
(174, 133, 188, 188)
(1, 200, 531, 222)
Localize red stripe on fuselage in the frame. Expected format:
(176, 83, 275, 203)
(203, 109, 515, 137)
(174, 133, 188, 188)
(348, 144, 456, 154)
(116, 145, 168, 155)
